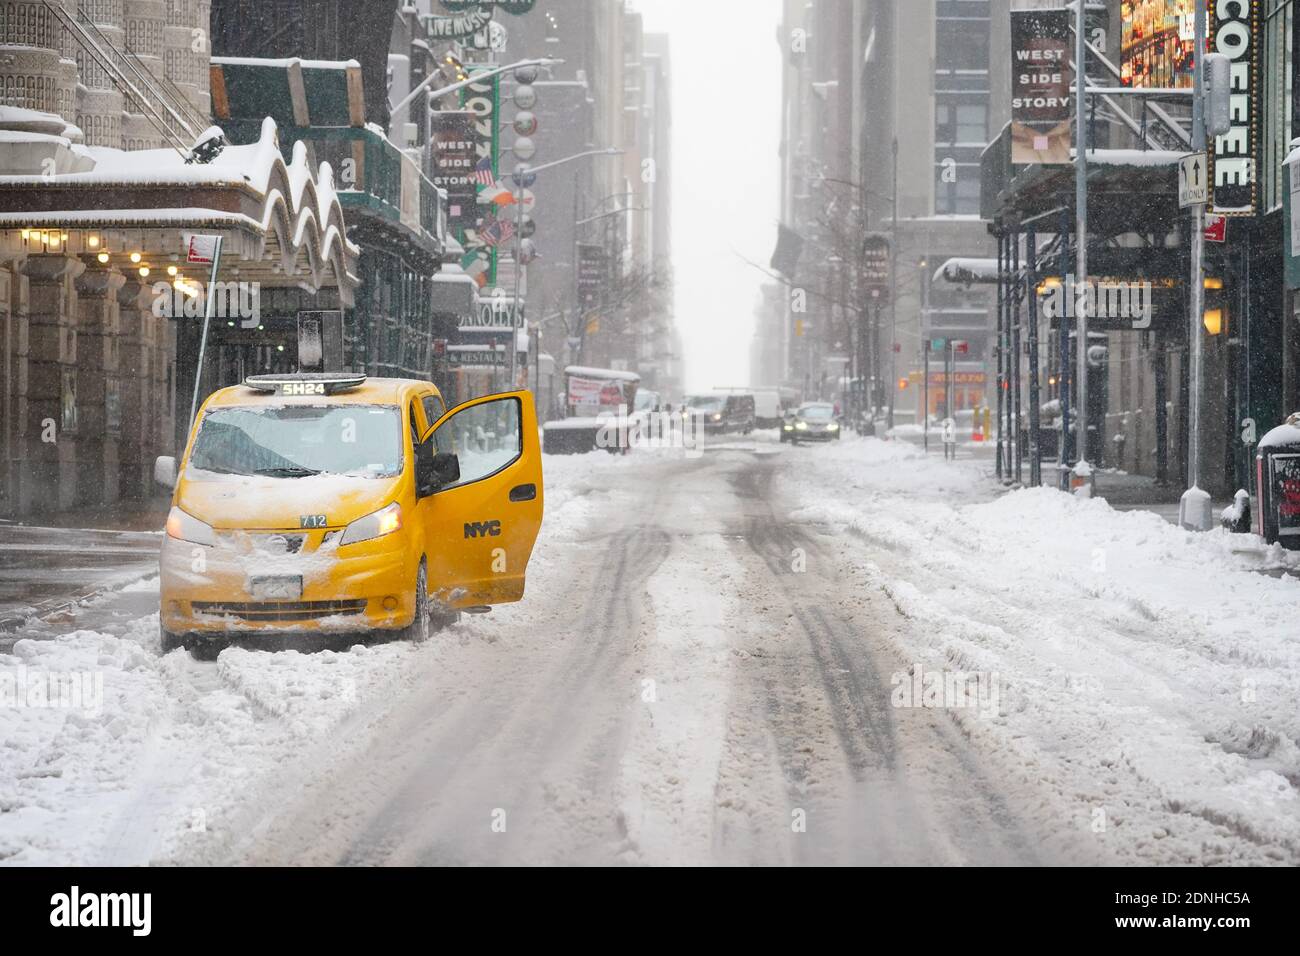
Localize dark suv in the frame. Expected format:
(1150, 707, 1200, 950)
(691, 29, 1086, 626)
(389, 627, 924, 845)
(683, 392, 756, 434)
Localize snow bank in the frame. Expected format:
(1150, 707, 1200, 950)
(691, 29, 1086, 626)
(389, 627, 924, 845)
(782, 438, 1300, 864)
(0, 444, 648, 865)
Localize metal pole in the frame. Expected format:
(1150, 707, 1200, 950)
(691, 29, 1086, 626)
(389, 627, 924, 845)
(888, 137, 899, 431)
(1074, 0, 1090, 467)
(1013, 230, 1023, 483)
(923, 341, 930, 453)
(1028, 227, 1042, 487)
(187, 236, 223, 435)
(996, 232, 1005, 480)
(509, 180, 522, 389)
(922, 261, 931, 452)
(1059, 206, 1073, 477)
(1182, 0, 1210, 527)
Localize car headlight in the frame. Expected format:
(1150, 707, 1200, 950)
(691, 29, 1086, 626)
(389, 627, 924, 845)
(827, 423, 839, 432)
(165, 506, 216, 547)
(783, 424, 793, 431)
(711, 413, 722, 421)
(795, 422, 808, 430)
(339, 502, 402, 546)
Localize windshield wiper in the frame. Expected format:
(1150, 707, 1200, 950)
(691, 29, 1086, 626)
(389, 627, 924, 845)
(253, 465, 320, 478)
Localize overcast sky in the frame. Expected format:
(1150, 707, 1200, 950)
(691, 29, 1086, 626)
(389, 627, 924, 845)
(637, 0, 782, 393)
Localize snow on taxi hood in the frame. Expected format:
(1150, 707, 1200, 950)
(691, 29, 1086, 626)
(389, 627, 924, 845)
(177, 469, 399, 530)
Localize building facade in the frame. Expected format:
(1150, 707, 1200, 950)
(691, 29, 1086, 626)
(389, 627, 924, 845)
(772, 0, 1006, 418)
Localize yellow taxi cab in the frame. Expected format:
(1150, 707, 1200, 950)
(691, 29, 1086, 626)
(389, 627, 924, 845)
(153, 373, 544, 655)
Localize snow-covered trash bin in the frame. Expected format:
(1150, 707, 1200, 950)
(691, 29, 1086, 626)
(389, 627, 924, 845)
(1255, 412, 1300, 550)
(1220, 489, 1252, 534)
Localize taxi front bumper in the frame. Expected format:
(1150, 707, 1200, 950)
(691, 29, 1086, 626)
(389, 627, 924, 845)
(159, 528, 416, 635)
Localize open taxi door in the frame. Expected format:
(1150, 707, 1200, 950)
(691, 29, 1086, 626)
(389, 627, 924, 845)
(417, 390, 544, 608)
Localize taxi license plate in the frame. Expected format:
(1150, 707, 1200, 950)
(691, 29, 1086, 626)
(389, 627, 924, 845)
(249, 575, 303, 600)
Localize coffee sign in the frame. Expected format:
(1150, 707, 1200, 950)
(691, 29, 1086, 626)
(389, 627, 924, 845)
(1209, 0, 1260, 217)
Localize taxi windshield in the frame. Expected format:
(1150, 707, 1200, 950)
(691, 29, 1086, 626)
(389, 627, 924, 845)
(188, 404, 403, 479)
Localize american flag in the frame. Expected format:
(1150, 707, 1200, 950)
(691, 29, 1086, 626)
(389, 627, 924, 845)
(472, 156, 495, 187)
(482, 218, 516, 248)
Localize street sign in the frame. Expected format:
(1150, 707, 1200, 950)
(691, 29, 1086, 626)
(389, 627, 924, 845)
(1205, 213, 1228, 244)
(512, 111, 538, 136)
(1179, 152, 1208, 208)
(511, 164, 536, 189)
(512, 136, 536, 161)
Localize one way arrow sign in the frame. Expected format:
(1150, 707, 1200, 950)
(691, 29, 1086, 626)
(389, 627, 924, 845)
(1179, 152, 1208, 208)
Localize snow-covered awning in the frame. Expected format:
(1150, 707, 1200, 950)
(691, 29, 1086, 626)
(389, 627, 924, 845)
(564, 365, 641, 382)
(936, 257, 1000, 286)
(0, 116, 359, 306)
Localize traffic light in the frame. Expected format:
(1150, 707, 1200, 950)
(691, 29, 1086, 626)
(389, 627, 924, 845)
(1203, 276, 1226, 336)
(897, 377, 908, 391)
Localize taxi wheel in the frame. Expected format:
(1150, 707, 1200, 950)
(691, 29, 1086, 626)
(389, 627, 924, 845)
(160, 623, 184, 654)
(402, 562, 432, 643)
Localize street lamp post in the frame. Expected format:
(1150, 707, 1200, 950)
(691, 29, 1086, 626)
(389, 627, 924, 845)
(389, 57, 562, 132)
(1073, 0, 1090, 481)
(888, 137, 898, 431)
(1180, 0, 1212, 530)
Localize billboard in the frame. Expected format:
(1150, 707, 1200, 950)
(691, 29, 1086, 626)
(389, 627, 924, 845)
(1010, 9, 1073, 165)
(1120, 0, 1196, 89)
(429, 111, 480, 232)
(458, 69, 502, 287)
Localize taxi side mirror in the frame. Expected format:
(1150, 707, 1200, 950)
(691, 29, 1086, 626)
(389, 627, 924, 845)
(415, 441, 460, 498)
(154, 456, 177, 489)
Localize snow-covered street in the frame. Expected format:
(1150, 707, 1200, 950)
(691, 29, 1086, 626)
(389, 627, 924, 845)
(3, 436, 1298, 866)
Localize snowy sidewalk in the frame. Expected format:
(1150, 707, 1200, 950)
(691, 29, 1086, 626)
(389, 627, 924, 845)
(781, 437, 1300, 865)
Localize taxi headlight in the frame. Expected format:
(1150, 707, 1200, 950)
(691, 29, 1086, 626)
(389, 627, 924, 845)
(795, 421, 808, 430)
(340, 502, 402, 547)
(165, 506, 216, 547)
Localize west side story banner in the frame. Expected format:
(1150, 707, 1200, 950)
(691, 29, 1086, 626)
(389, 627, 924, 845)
(1011, 9, 1073, 165)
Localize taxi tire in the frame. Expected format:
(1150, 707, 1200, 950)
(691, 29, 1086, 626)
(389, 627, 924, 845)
(402, 562, 432, 643)
(160, 623, 184, 654)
